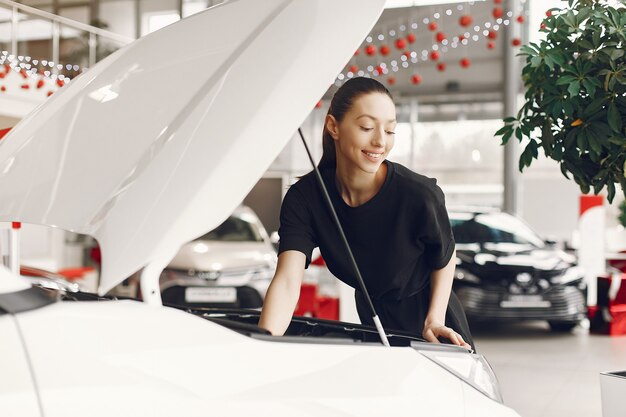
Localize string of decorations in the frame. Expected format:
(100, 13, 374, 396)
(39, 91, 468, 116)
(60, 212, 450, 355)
(0, 50, 83, 96)
(335, 0, 527, 88)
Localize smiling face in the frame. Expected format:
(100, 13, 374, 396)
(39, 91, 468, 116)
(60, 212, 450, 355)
(326, 92, 397, 175)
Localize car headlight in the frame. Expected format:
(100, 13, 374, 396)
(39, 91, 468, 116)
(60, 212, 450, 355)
(250, 266, 274, 281)
(416, 346, 503, 403)
(454, 268, 481, 284)
(550, 266, 584, 285)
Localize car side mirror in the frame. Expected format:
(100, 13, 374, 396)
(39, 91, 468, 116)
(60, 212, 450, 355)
(270, 231, 280, 250)
(544, 235, 558, 246)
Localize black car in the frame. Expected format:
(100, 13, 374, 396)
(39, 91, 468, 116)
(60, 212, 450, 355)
(450, 208, 587, 332)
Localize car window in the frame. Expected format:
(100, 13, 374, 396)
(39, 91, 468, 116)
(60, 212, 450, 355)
(196, 216, 263, 242)
(450, 213, 544, 248)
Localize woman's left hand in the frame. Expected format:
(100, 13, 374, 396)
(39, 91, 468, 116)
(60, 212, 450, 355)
(423, 320, 472, 350)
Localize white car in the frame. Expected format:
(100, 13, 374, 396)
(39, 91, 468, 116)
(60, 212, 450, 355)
(0, 1, 520, 416)
(160, 205, 276, 308)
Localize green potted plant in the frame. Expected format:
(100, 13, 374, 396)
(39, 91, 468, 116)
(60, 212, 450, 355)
(619, 199, 626, 227)
(496, 0, 626, 202)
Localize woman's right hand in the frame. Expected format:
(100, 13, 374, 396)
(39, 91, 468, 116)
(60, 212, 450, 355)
(258, 251, 306, 335)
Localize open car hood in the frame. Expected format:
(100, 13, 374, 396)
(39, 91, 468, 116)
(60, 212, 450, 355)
(0, 0, 385, 294)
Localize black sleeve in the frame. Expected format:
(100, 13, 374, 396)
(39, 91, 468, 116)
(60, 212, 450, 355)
(277, 185, 316, 268)
(421, 182, 455, 270)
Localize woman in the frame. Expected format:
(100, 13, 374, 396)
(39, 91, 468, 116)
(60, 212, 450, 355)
(259, 77, 473, 350)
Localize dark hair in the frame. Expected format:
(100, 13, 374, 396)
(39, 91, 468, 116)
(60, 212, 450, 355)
(318, 77, 394, 170)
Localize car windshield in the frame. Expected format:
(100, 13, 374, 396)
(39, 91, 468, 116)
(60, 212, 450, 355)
(450, 212, 545, 248)
(196, 216, 262, 242)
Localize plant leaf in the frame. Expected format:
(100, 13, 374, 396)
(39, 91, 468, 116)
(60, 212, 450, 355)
(568, 80, 581, 96)
(501, 129, 514, 145)
(582, 78, 597, 96)
(583, 97, 606, 118)
(577, 130, 588, 151)
(608, 180, 616, 203)
(608, 102, 623, 132)
(587, 129, 603, 153)
(563, 100, 574, 117)
(495, 125, 512, 136)
(531, 55, 542, 68)
(556, 75, 578, 85)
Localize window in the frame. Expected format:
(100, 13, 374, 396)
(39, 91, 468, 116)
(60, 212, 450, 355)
(143, 11, 180, 36)
(196, 216, 262, 242)
(450, 213, 544, 247)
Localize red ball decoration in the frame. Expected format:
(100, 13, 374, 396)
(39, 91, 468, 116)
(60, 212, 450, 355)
(487, 30, 498, 39)
(460, 58, 471, 68)
(540, 23, 547, 30)
(437, 62, 446, 72)
(494, 0, 502, 3)
(3, 64, 9, 73)
(0, 73, 5, 79)
(517, 15, 525, 23)
(403, 51, 412, 58)
(395, 38, 407, 50)
(375, 65, 384, 75)
(315, 100, 323, 109)
(36, 79, 44, 89)
(365, 44, 377, 56)
(428, 22, 438, 31)
(512, 38, 521, 46)
(458, 34, 466, 41)
(388, 77, 396, 85)
(354, 49, 360, 56)
(56, 79, 65, 88)
(435, 32, 446, 43)
(20, 70, 28, 79)
(20, 83, 30, 89)
(379, 45, 390, 56)
(459, 15, 473, 27)
(47, 91, 53, 97)
(0, 86, 5, 92)
(546, 10, 553, 17)
(349, 65, 359, 73)
(430, 50, 440, 61)
(407, 33, 416, 43)
(411, 74, 422, 85)
(487, 41, 496, 49)
(492, 7, 504, 19)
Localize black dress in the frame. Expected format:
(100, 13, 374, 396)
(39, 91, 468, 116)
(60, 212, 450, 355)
(277, 160, 475, 350)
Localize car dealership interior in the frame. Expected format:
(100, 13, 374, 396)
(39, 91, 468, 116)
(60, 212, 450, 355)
(0, 0, 625, 416)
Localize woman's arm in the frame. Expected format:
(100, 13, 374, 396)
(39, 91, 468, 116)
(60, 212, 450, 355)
(422, 249, 471, 349)
(258, 250, 306, 335)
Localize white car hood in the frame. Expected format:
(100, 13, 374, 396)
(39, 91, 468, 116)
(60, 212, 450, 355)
(0, 0, 385, 294)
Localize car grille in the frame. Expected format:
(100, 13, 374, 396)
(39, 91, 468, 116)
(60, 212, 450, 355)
(456, 285, 586, 321)
(465, 264, 566, 285)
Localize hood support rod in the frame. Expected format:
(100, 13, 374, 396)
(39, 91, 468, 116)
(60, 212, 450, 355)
(297, 128, 390, 347)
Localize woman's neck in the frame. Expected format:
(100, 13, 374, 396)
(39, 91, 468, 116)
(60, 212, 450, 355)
(334, 161, 387, 207)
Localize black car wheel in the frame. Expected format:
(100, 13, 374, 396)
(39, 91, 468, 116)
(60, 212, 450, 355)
(548, 321, 578, 332)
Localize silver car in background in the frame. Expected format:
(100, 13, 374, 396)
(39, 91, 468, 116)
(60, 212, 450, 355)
(159, 205, 276, 308)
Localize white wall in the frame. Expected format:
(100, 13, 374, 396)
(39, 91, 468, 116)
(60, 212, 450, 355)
(520, 162, 581, 242)
(100, 0, 136, 39)
(0, 223, 65, 271)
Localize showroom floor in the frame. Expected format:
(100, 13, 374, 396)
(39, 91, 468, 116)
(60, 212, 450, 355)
(473, 321, 626, 417)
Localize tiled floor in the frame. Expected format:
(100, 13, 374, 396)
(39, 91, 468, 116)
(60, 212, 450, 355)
(473, 321, 626, 417)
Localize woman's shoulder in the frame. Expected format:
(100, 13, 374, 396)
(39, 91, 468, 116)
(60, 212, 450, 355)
(389, 161, 444, 202)
(282, 169, 320, 202)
